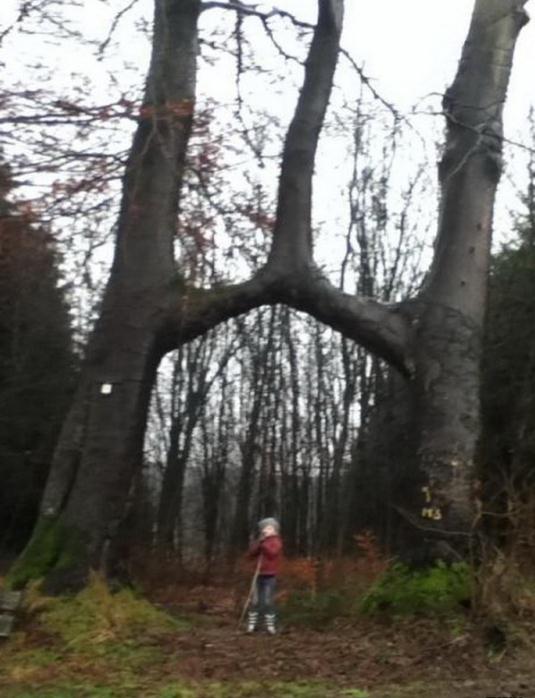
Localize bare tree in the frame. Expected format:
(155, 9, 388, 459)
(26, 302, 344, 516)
(9, 0, 528, 589)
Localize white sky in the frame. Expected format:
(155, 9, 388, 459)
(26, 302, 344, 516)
(242, 0, 535, 136)
(348, 0, 535, 138)
(2, 0, 534, 128)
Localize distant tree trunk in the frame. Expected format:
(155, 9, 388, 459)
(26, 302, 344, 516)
(200, 372, 229, 565)
(326, 337, 356, 552)
(230, 308, 276, 552)
(280, 307, 301, 554)
(156, 342, 207, 553)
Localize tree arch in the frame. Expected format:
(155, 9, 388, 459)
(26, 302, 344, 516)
(9, 0, 529, 590)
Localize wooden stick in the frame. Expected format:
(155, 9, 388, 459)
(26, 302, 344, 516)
(239, 557, 261, 627)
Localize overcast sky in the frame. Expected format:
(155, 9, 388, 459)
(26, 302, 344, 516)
(349, 0, 535, 138)
(2, 1, 534, 120)
(272, 0, 535, 137)
(1, 0, 534, 259)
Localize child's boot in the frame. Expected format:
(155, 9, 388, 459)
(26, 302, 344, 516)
(265, 614, 276, 635)
(246, 611, 258, 633)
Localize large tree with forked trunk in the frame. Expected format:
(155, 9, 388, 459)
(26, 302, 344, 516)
(9, 0, 528, 590)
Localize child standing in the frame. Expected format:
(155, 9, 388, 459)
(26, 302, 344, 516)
(246, 517, 283, 635)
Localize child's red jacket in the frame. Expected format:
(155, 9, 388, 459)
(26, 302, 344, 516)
(248, 534, 283, 575)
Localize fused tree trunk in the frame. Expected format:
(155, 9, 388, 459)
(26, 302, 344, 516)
(11, 0, 528, 590)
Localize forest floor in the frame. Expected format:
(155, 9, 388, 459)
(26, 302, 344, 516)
(1, 576, 535, 698)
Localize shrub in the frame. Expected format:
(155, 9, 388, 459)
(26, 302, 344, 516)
(359, 561, 472, 616)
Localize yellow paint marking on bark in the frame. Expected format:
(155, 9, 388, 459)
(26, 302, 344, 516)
(421, 486, 432, 503)
(421, 507, 443, 521)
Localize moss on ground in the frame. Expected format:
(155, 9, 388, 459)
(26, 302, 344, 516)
(0, 574, 190, 696)
(0, 576, 373, 696)
(40, 572, 185, 648)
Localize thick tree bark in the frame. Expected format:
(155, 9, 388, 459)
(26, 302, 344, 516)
(404, 0, 529, 559)
(9, 0, 203, 590)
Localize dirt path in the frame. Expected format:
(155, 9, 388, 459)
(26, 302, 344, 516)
(1, 582, 534, 697)
(158, 608, 535, 698)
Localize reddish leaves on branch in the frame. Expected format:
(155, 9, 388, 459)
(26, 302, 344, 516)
(237, 203, 276, 234)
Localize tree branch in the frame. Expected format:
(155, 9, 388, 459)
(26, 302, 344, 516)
(165, 264, 411, 377)
(165, 0, 412, 375)
(200, 1, 313, 30)
(267, 0, 344, 270)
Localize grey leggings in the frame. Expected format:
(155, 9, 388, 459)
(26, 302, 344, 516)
(251, 574, 277, 615)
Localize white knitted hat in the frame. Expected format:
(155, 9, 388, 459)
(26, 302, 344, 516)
(258, 517, 280, 533)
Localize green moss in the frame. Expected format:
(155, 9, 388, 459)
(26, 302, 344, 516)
(41, 573, 187, 649)
(359, 561, 472, 616)
(0, 576, 192, 698)
(6, 517, 86, 590)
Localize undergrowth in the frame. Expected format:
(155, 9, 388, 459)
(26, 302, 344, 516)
(0, 572, 188, 695)
(281, 589, 350, 628)
(360, 561, 472, 616)
(38, 571, 186, 648)
(282, 560, 473, 626)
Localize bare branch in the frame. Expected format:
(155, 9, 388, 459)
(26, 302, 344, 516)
(97, 0, 141, 59)
(201, 1, 313, 30)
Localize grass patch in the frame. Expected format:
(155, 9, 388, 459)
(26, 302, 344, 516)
(39, 571, 186, 649)
(281, 589, 352, 628)
(1, 687, 124, 698)
(1, 680, 368, 698)
(0, 573, 191, 696)
(155, 680, 368, 697)
(360, 561, 472, 616)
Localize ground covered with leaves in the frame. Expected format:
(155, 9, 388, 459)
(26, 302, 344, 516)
(1, 567, 535, 697)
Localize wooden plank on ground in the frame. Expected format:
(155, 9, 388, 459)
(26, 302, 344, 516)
(0, 590, 22, 612)
(0, 613, 14, 638)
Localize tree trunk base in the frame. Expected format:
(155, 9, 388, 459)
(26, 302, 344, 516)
(6, 516, 89, 593)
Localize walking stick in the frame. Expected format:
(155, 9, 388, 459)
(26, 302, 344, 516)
(239, 556, 261, 627)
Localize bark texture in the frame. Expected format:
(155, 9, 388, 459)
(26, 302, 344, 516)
(406, 0, 529, 559)
(11, 0, 203, 589)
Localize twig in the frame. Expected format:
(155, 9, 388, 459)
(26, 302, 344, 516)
(98, 0, 140, 59)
